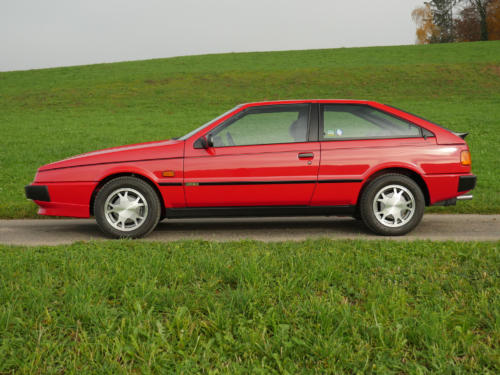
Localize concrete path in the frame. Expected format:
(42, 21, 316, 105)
(0, 215, 499, 246)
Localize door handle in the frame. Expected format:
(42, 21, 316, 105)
(298, 152, 314, 159)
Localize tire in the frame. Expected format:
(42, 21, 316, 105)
(94, 176, 161, 238)
(359, 173, 425, 236)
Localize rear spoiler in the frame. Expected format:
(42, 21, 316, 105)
(453, 132, 469, 140)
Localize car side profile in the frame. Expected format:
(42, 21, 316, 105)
(25, 100, 476, 238)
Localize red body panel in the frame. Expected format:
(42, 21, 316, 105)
(27, 99, 474, 218)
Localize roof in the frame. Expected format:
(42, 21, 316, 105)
(240, 99, 376, 107)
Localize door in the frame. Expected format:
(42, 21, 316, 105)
(184, 104, 320, 207)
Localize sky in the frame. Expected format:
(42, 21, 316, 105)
(0, 0, 423, 72)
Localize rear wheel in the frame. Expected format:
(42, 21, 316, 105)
(94, 177, 161, 238)
(360, 174, 425, 235)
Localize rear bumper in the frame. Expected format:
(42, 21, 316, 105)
(458, 175, 476, 192)
(25, 182, 97, 218)
(430, 174, 476, 206)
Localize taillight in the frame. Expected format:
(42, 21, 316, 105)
(461, 150, 471, 166)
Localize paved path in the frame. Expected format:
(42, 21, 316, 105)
(0, 215, 499, 246)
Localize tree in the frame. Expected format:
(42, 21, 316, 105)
(455, 4, 481, 41)
(412, 0, 500, 43)
(412, 4, 441, 43)
(426, 0, 459, 42)
(466, 0, 493, 40)
(486, 0, 500, 39)
(454, 0, 499, 41)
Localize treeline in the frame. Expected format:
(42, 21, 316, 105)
(412, 0, 500, 43)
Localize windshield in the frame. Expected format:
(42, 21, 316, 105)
(178, 105, 242, 141)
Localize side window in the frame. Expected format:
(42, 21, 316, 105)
(211, 104, 309, 147)
(321, 105, 421, 140)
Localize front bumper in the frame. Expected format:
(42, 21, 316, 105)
(24, 182, 97, 218)
(25, 185, 50, 202)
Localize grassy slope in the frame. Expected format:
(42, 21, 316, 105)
(0, 240, 498, 373)
(1, 42, 499, 217)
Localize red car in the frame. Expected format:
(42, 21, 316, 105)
(25, 100, 476, 238)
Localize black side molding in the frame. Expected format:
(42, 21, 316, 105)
(196, 180, 317, 186)
(158, 182, 183, 186)
(458, 175, 476, 192)
(318, 179, 362, 184)
(161, 180, 362, 186)
(25, 185, 50, 202)
(164, 205, 355, 219)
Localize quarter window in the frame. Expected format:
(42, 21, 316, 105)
(211, 104, 310, 147)
(321, 105, 421, 140)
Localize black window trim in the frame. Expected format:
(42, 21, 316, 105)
(204, 103, 315, 148)
(309, 103, 320, 142)
(319, 103, 434, 142)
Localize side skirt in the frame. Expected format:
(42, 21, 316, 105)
(164, 205, 356, 219)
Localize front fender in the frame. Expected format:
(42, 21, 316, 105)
(94, 160, 185, 209)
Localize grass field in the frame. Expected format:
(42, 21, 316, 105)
(1, 43, 498, 374)
(0, 41, 499, 217)
(0, 239, 498, 373)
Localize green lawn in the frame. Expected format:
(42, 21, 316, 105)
(0, 239, 498, 373)
(1, 41, 499, 217)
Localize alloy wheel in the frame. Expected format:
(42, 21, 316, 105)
(372, 184, 416, 228)
(104, 188, 149, 231)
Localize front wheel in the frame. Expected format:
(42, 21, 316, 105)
(359, 174, 425, 236)
(94, 177, 161, 238)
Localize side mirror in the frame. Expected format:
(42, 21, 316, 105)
(194, 134, 214, 149)
(206, 134, 214, 148)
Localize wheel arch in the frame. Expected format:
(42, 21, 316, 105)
(89, 172, 166, 217)
(358, 167, 430, 207)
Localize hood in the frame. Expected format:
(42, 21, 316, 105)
(39, 139, 184, 171)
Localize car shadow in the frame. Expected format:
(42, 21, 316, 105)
(153, 216, 371, 236)
(12, 217, 372, 244)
